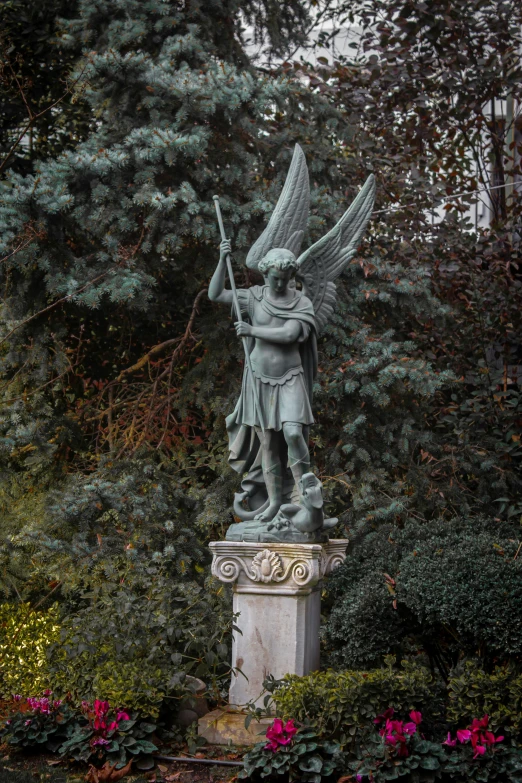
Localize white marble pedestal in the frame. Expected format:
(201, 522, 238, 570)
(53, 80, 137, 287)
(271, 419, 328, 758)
(207, 539, 348, 711)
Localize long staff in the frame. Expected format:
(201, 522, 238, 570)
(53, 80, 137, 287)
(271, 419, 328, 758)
(213, 195, 265, 433)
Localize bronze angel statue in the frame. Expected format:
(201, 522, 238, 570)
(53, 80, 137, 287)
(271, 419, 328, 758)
(209, 145, 375, 543)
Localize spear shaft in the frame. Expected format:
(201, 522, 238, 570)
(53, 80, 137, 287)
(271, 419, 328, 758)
(213, 195, 265, 433)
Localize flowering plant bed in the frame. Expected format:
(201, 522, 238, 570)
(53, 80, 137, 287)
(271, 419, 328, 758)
(0, 693, 157, 772)
(349, 709, 522, 783)
(239, 719, 343, 782)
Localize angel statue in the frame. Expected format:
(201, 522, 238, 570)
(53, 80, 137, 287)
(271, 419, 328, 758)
(209, 144, 375, 543)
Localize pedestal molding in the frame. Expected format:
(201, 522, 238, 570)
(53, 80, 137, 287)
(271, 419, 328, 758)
(210, 539, 348, 595)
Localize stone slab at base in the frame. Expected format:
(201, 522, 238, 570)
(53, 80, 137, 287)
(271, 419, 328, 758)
(198, 708, 273, 746)
(207, 539, 348, 709)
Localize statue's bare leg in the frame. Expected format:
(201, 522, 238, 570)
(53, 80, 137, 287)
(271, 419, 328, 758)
(283, 422, 310, 489)
(254, 429, 283, 522)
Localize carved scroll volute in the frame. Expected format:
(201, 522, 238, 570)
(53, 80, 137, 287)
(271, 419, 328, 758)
(212, 556, 241, 583)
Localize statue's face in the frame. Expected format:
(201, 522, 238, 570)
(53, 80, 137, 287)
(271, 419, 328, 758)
(266, 266, 294, 295)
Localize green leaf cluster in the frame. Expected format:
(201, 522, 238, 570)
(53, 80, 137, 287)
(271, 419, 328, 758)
(348, 729, 446, 783)
(272, 661, 444, 748)
(0, 602, 61, 698)
(447, 663, 522, 741)
(324, 516, 522, 674)
(239, 727, 343, 783)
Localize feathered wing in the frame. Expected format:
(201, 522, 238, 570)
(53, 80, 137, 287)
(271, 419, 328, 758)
(246, 144, 310, 271)
(297, 174, 376, 332)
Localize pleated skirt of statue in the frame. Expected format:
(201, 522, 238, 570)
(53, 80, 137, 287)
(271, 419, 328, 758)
(235, 365, 314, 431)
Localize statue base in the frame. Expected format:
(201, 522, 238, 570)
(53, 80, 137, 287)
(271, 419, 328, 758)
(200, 539, 348, 737)
(198, 707, 273, 746)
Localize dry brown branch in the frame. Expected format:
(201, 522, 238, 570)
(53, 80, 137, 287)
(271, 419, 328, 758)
(116, 287, 208, 382)
(87, 288, 209, 456)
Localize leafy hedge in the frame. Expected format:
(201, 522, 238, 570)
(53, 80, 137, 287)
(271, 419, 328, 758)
(448, 662, 522, 739)
(273, 659, 522, 746)
(325, 516, 522, 673)
(272, 659, 445, 746)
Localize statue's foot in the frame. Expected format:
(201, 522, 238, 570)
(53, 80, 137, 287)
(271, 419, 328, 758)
(254, 503, 281, 523)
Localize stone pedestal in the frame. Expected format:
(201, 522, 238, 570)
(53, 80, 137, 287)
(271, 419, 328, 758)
(208, 539, 348, 709)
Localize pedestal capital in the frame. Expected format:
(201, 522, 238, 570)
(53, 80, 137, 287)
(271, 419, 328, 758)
(209, 539, 348, 595)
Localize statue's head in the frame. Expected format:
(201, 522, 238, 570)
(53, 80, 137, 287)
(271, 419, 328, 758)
(258, 248, 298, 294)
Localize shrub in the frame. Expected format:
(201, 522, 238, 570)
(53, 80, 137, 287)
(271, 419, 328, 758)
(347, 707, 446, 782)
(447, 663, 522, 741)
(20, 457, 234, 718)
(325, 516, 522, 673)
(272, 659, 445, 747)
(0, 603, 60, 698)
(47, 579, 231, 719)
(239, 720, 343, 782)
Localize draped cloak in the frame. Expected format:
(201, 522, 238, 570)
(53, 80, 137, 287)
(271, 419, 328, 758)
(226, 285, 317, 510)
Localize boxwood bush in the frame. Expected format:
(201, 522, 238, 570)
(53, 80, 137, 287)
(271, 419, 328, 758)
(272, 658, 445, 747)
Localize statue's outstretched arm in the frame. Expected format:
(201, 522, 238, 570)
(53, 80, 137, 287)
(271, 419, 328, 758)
(208, 240, 233, 305)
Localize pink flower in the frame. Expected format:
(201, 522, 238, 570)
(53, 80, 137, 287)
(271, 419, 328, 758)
(443, 732, 457, 747)
(457, 729, 472, 743)
(43, 689, 53, 697)
(5, 720, 11, 725)
(116, 711, 130, 721)
(92, 737, 110, 747)
(264, 718, 298, 751)
(374, 708, 394, 725)
(403, 722, 417, 736)
(12, 694, 22, 702)
(470, 715, 489, 732)
(473, 744, 486, 759)
(53, 700, 63, 709)
(94, 699, 110, 716)
(108, 721, 119, 732)
(409, 711, 422, 725)
(397, 742, 409, 758)
(24, 719, 31, 726)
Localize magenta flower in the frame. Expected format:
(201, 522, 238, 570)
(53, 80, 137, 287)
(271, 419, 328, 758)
(94, 699, 110, 716)
(12, 694, 22, 702)
(43, 689, 53, 697)
(374, 708, 394, 725)
(403, 722, 417, 735)
(443, 732, 457, 747)
(449, 714, 504, 759)
(53, 700, 63, 709)
(92, 737, 110, 747)
(409, 711, 422, 725)
(116, 710, 130, 721)
(264, 718, 298, 752)
(24, 719, 31, 726)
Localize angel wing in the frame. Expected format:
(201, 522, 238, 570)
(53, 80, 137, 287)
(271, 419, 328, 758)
(246, 144, 310, 270)
(297, 174, 376, 332)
